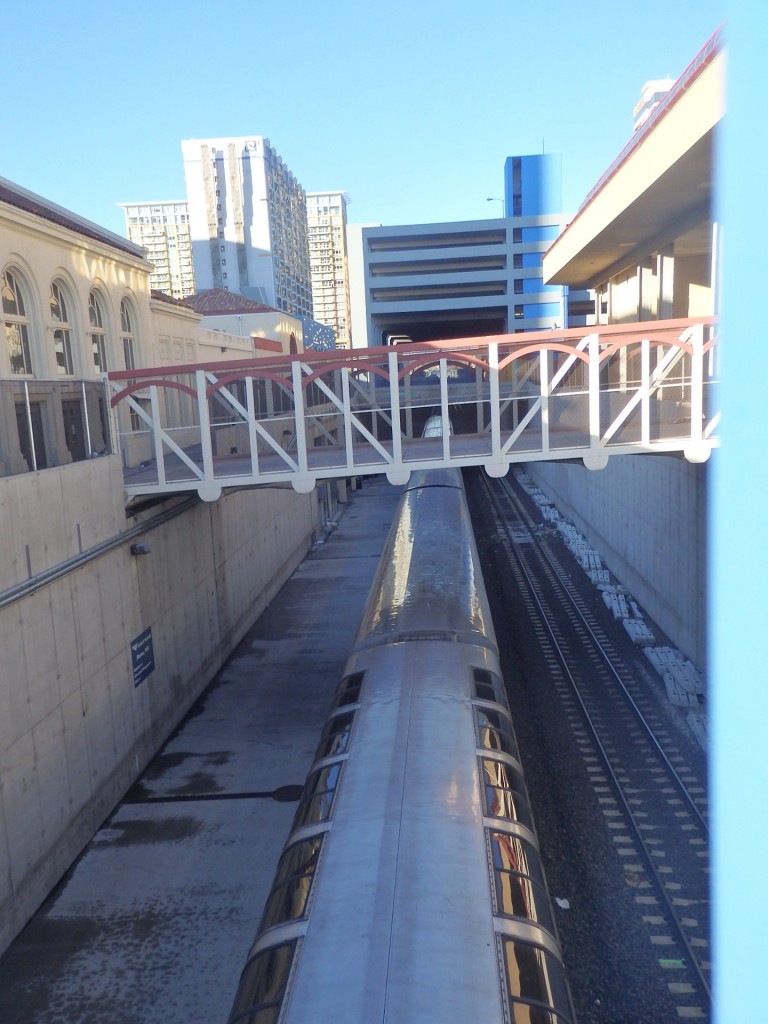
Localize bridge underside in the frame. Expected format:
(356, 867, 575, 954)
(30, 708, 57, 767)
(108, 319, 718, 502)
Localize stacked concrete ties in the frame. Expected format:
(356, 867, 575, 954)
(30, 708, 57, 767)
(0, 477, 401, 1024)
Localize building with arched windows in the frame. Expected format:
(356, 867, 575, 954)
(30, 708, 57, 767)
(0, 178, 153, 473)
(0, 175, 323, 955)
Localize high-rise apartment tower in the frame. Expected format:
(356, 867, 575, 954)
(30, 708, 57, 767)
(181, 137, 312, 318)
(306, 191, 352, 348)
(118, 201, 195, 299)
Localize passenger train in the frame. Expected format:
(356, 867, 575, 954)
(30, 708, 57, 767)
(227, 454, 575, 1023)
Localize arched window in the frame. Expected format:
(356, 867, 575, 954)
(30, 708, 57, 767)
(50, 281, 74, 375)
(120, 299, 136, 370)
(2, 268, 33, 374)
(89, 291, 108, 372)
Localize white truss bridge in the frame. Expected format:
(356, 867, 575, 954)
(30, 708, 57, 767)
(107, 317, 719, 502)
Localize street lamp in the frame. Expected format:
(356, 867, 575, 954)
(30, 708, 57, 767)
(486, 197, 506, 217)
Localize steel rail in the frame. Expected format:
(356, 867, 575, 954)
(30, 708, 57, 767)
(498, 475, 710, 836)
(479, 472, 712, 1007)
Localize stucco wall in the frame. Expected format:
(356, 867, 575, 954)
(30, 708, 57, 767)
(527, 454, 708, 669)
(0, 457, 318, 953)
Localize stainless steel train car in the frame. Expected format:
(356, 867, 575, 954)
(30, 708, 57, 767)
(227, 468, 575, 1024)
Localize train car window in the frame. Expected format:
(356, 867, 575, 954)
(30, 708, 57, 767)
(480, 758, 534, 831)
(227, 940, 296, 1024)
(314, 710, 355, 760)
(293, 762, 342, 829)
(476, 708, 520, 761)
(488, 831, 554, 932)
(500, 937, 574, 1024)
(259, 835, 324, 933)
(489, 830, 546, 887)
(334, 671, 364, 707)
(473, 667, 500, 702)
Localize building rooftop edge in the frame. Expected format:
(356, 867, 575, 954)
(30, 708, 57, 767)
(547, 24, 724, 259)
(360, 214, 562, 233)
(118, 200, 188, 207)
(181, 135, 268, 142)
(0, 175, 144, 259)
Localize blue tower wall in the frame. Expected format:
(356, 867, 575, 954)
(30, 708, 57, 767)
(504, 154, 562, 216)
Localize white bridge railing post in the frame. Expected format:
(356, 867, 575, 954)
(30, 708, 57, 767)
(583, 333, 608, 470)
(540, 346, 550, 455)
(150, 385, 165, 486)
(489, 342, 501, 461)
(588, 333, 601, 447)
(389, 351, 403, 467)
(690, 323, 704, 444)
(197, 370, 215, 484)
(641, 337, 650, 446)
(440, 358, 450, 461)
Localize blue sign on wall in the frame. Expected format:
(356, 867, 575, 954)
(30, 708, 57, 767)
(131, 627, 155, 687)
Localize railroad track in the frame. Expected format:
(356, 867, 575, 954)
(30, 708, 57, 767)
(478, 470, 711, 1020)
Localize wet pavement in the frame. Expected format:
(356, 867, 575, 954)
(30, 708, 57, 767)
(0, 476, 401, 1024)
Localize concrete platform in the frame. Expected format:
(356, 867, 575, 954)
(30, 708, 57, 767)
(0, 476, 401, 1024)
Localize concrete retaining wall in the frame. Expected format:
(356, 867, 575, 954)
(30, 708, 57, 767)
(527, 454, 708, 669)
(0, 457, 318, 953)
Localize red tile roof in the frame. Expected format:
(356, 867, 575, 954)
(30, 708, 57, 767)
(185, 289, 278, 315)
(150, 290, 196, 308)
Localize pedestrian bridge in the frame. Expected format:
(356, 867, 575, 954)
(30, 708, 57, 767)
(107, 317, 719, 502)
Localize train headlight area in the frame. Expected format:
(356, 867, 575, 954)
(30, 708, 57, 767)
(226, 467, 575, 1024)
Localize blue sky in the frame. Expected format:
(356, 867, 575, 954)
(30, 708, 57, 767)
(3, 1, 724, 237)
